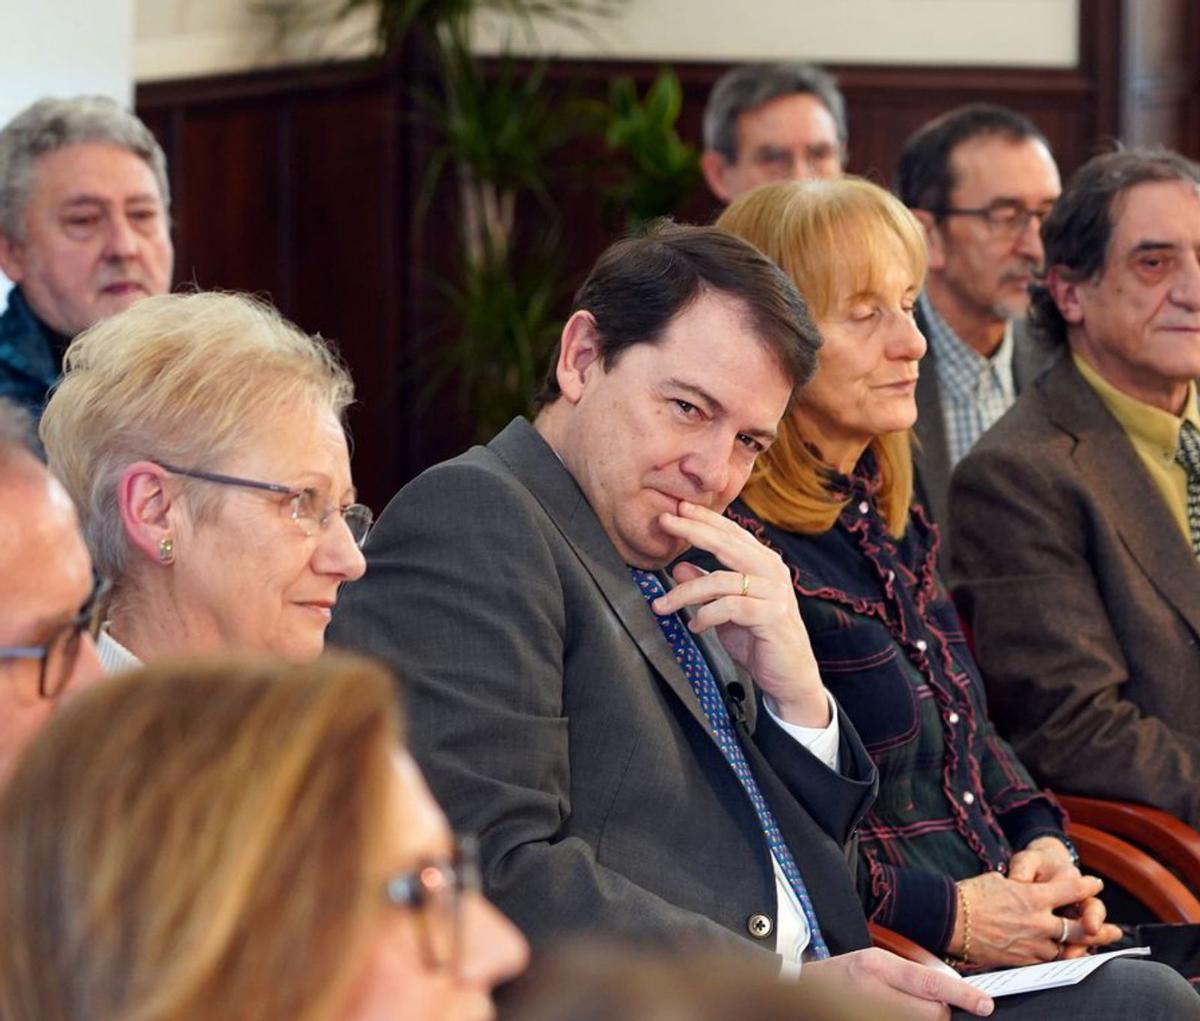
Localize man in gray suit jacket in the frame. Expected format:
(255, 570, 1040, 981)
(897, 105, 1060, 545)
(331, 225, 1008, 1015)
(951, 149, 1200, 826)
(331, 224, 1200, 1018)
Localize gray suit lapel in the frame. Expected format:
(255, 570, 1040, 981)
(913, 302, 951, 529)
(489, 419, 720, 738)
(1042, 361, 1200, 640)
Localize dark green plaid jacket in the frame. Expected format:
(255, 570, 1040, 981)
(728, 466, 1065, 955)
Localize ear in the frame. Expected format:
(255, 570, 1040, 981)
(117, 461, 178, 565)
(554, 310, 604, 404)
(0, 232, 27, 284)
(911, 209, 947, 271)
(700, 150, 735, 204)
(1044, 266, 1085, 324)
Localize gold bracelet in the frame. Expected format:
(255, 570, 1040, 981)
(957, 881, 973, 965)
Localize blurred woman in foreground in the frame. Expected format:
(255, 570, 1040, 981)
(713, 179, 1119, 968)
(0, 653, 528, 1021)
(40, 291, 369, 669)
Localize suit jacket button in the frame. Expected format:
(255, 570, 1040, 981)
(747, 913, 773, 939)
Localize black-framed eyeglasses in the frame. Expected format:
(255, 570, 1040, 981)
(154, 462, 374, 547)
(384, 837, 480, 971)
(930, 199, 1056, 239)
(0, 577, 112, 699)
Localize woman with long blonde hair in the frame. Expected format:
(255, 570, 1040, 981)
(711, 179, 1120, 969)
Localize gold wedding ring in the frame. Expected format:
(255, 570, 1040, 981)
(739, 573, 751, 597)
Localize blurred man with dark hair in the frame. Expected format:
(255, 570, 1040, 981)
(897, 104, 1060, 536)
(0, 96, 173, 414)
(0, 397, 103, 779)
(951, 148, 1200, 826)
(701, 63, 846, 203)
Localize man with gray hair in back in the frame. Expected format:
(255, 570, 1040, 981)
(0, 96, 174, 414)
(700, 62, 847, 204)
(951, 147, 1200, 827)
(0, 397, 103, 780)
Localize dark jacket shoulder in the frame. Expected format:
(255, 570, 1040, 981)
(0, 287, 63, 414)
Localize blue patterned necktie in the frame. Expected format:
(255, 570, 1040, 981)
(1176, 420, 1200, 558)
(630, 567, 830, 959)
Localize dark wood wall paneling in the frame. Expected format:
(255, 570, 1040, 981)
(138, 61, 417, 511)
(1118, 0, 1199, 149)
(135, 0, 1198, 510)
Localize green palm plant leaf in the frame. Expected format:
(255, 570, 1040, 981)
(600, 69, 701, 229)
(303, 0, 629, 441)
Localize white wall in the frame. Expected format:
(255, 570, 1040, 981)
(134, 0, 1080, 82)
(136, 0, 373, 82)
(0, 0, 135, 292)
(476, 0, 1080, 68)
(0, 0, 134, 118)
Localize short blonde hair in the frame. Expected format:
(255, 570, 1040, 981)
(0, 653, 401, 1021)
(716, 179, 927, 537)
(39, 291, 354, 581)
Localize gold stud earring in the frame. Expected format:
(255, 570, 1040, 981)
(158, 536, 175, 564)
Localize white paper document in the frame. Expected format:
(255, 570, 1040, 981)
(963, 946, 1152, 998)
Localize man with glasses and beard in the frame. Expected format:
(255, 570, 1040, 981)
(0, 397, 103, 780)
(896, 105, 1061, 547)
(951, 148, 1200, 829)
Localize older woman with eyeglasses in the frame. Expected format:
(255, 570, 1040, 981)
(39, 291, 370, 669)
(0, 653, 529, 1021)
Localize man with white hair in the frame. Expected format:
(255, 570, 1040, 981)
(0, 397, 103, 779)
(0, 96, 174, 414)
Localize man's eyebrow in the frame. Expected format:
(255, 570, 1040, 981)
(663, 377, 720, 412)
(1129, 240, 1176, 255)
(984, 194, 1055, 206)
(58, 195, 107, 208)
(59, 192, 160, 208)
(745, 422, 779, 443)
(663, 377, 778, 443)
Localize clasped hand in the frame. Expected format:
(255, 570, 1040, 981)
(952, 838, 1121, 967)
(649, 502, 830, 729)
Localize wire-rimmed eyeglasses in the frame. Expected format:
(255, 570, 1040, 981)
(929, 198, 1056, 239)
(154, 461, 373, 547)
(384, 837, 481, 971)
(0, 577, 112, 698)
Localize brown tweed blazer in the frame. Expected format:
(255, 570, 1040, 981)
(948, 352, 1200, 825)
